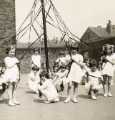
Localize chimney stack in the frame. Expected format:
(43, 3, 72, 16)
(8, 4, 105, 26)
(106, 20, 112, 34)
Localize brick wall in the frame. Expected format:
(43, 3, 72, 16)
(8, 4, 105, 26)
(0, 0, 16, 64)
(16, 48, 66, 73)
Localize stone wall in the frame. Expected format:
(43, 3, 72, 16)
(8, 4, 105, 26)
(16, 48, 66, 73)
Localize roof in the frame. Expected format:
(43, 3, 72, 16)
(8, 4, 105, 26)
(89, 25, 115, 39)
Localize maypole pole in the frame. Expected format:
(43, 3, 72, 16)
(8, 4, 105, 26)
(40, 0, 49, 74)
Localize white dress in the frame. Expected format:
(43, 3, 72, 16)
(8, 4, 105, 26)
(54, 56, 70, 85)
(28, 71, 40, 92)
(56, 57, 64, 64)
(66, 53, 84, 83)
(85, 70, 102, 90)
(102, 54, 115, 76)
(38, 79, 59, 101)
(31, 54, 41, 68)
(53, 69, 69, 85)
(3, 57, 19, 83)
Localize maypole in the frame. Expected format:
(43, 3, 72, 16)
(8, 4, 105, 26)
(40, 0, 49, 74)
(16, 0, 83, 74)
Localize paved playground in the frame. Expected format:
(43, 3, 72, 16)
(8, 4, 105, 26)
(0, 74, 115, 120)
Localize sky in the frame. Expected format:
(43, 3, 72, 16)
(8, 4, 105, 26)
(15, 0, 115, 40)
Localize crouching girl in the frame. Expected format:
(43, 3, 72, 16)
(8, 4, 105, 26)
(36, 72, 59, 103)
(85, 59, 102, 100)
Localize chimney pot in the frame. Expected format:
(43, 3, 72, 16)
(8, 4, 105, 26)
(106, 20, 112, 34)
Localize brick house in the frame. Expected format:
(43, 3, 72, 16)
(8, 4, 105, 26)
(80, 20, 115, 61)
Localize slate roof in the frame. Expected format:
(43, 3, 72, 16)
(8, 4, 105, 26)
(89, 25, 115, 39)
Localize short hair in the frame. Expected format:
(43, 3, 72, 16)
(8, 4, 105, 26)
(40, 71, 49, 78)
(6, 47, 15, 54)
(34, 48, 40, 53)
(89, 59, 97, 67)
(59, 51, 65, 56)
(6, 48, 10, 54)
(71, 49, 77, 54)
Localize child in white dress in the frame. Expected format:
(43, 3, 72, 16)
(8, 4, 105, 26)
(0, 65, 8, 101)
(64, 49, 84, 103)
(31, 48, 41, 71)
(53, 52, 69, 93)
(36, 72, 59, 103)
(3, 47, 20, 106)
(28, 69, 40, 92)
(28, 48, 41, 95)
(101, 44, 115, 97)
(85, 59, 102, 100)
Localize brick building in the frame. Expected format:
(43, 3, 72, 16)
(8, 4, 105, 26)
(80, 20, 115, 61)
(0, 0, 16, 64)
